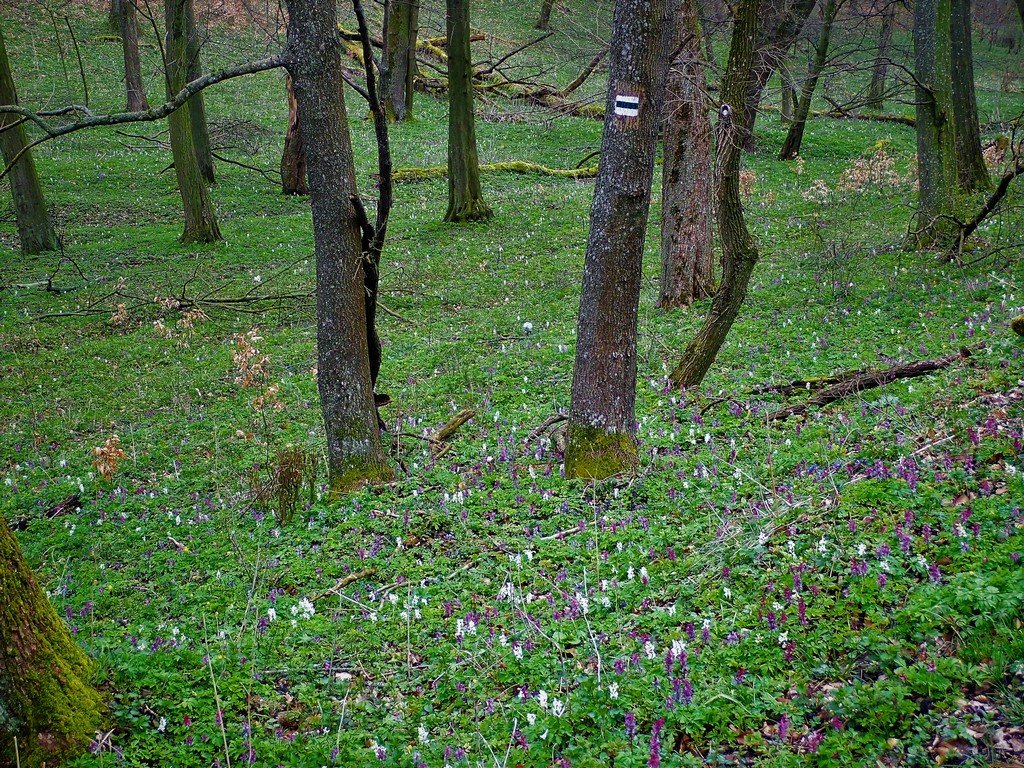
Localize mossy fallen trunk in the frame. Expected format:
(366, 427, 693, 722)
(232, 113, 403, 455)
(1, 515, 104, 768)
(1012, 315, 1024, 337)
(393, 160, 598, 182)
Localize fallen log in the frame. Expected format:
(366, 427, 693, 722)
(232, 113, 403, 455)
(393, 160, 598, 183)
(1012, 315, 1024, 337)
(769, 346, 977, 421)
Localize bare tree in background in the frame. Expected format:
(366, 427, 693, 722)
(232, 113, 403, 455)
(183, 0, 215, 184)
(536, 0, 556, 30)
(660, 0, 714, 309)
(866, 0, 896, 110)
(118, 0, 149, 111)
(445, 0, 492, 222)
(0, 24, 57, 254)
(383, 0, 420, 120)
(951, 0, 990, 191)
(670, 0, 761, 387)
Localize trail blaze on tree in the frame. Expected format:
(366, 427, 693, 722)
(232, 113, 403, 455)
(0, 24, 57, 255)
(1, 515, 104, 768)
(670, 0, 761, 389)
(565, 0, 676, 480)
(284, 0, 392, 493)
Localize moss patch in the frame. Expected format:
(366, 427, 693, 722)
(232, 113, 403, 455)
(564, 423, 639, 480)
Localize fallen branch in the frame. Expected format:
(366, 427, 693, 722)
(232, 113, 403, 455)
(431, 409, 476, 443)
(393, 160, 597, 183)
(313, 567, 377, 601)
(769, 346, 978, 422)
(525, 413, 567, 443)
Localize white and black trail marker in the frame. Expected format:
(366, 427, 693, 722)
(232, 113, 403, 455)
(614, 93, 640, 118)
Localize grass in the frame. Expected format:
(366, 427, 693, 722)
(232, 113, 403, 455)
(2, 2, 1024, 766)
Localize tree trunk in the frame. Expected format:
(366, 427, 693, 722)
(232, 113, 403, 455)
(445, 0, 492, 222)
(284, 0, 392, 493)
(0, 25, 57, 255)
(866, 1, 895, 110)
(742, 0, 818, 152)
(669, 0, 760, 388)
(910, 0, 958, 249)
(108, 0, 121, 34)
(779, 0, 838, 160)
(0, 515, 104, 768)
(383, 0, 420, 121)
(118, 0, 149, 111)
(164, 0, 221, 243)
(536, 0, 556, 29)
(565, 0, 676, 480)
(951, 0, 990, 191)
(183, 0, 215, 184)
(280, 74, 308, 194)
(659, 0, 714, 309)
(779, 54, 796, 123)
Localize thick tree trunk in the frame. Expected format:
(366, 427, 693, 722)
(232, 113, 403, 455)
(164, 0, 221, 243)
(445, 0, 492, 222)
(280, 74, 308, 194)
(383, 0, 420, 121)
(742, 0, 818, 152)
(910, 0, 958, 249)
(0, 25, 57, 255)
(183, 0, 215, 184)
(565, 0, 676, 480)
(108, 0, 122, 34)
(0, 515, 104, 768)
(659, 0, 714, 309)
(118, 0, 149, 111)
(669, 0, 760, 388)
(536, 0, 556, 29)
(779, 0, 838, 160)
(867, 1, 895, 110)
(951, 0, 990, 191)
(284, 0, 392, 493)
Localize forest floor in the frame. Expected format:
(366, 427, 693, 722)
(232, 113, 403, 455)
(2, 2, 1024, 766)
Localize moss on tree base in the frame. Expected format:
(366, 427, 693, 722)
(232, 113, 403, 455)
(327, 460, 394, 498)
(564, 424, 639, 480)
(444, 197, 494, 223)
(1012, 314, 1024, 337)
(1, 516, 104, 768)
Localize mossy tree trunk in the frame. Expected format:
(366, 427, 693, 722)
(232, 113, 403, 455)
(383, 0, 419, 121)
(659, 0, 713, 309)
(0, 25, 57, 255)
(183, 0, 215, 184)
(280, 74, 308, 194)
(779, 54, 796, 123)
(669, 0, 761, 388)
(951, 0, 990, 192)
(284, 0, 393, 494)
(108, 0, 121, 35)
(779, 0, 838, 160)
(118, 0, 149, 111)
(867, 1, 895, 110)
(1, 515, 104, 768)
(910, 0, 957, 249)
(565, 0, 676, 480)
(536, 0, 556, 29)
(164, 0, 222, 243)
(445, 0, 492, 222)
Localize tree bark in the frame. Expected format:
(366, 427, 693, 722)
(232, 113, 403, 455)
(280, 73, 308, 194)
(742, 0, 818, 152)
(866, 1, 895, 110)
(0, 24, 57, 255)
(0, 515, 104, 768)
(108, 0, 122, 35)
(383, 0, 420, 121)
(536, 0, 556, 29)
(779, 54, 796, 122)
(669, 0, 761, 388)
(779, 0, 838, 159)
(165, 0, 221, 243)
(565, 0, 676, 480)
(284, 0, 392, 493)
(183, 0, 215, 184)
(659, 0, 714, 309)
(951, 0, 990, 191)
(910, 0, 958, 249)
(118, 0, 149, 111)
(445, 0, 492, 222)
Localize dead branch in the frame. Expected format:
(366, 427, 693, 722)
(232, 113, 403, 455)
(432, 409, 475, 443)
(525, 413, 567, 443)
(769, 346, 979, 422)
(313, 567, 377, 601)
